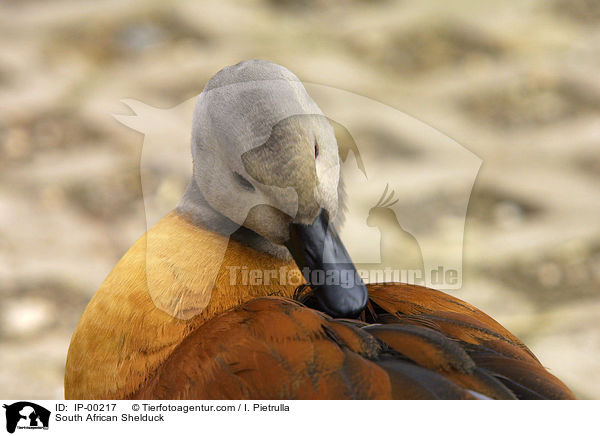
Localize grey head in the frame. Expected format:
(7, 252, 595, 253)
(177, 59, 341, 258)
(177, 60, 367, 318)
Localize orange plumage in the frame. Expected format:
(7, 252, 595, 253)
(65, 211, 575, 400)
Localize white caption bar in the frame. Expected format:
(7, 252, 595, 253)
(0, 400, 595, 435)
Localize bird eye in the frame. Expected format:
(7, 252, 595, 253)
(234, 172, 255, 191)
(314, 140, 319, 159)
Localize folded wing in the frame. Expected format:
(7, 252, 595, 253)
(130, 284, 575, 400)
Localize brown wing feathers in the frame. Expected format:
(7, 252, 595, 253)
(131, 298, 393, 399)
(367, 283, 537, 358)
(130, 284, 575, 399)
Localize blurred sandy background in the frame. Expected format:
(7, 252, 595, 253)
(1, 0, 599, 399)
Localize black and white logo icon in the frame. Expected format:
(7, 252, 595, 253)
(3, 402, 50, 434)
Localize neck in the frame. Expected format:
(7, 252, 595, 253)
(176, 178, 291, 260)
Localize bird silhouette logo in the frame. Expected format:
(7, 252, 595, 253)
(3, 402, 50, 434)
(365, 184, 425, 284)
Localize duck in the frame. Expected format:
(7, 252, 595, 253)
(64, 60, 575, 400)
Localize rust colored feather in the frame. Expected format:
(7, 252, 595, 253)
(470, 353, 575, 400)
(377, 360, 477, 400)
(368, 283, 533, 352)
(131, 298, 393, 400)
(368, 283, 540, 363)
(66, 213, 576, 400)
(128, 294, 575, 400)
(363, 324, 475, 373)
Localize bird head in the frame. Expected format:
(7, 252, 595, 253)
(189, 60, 339, 242)
(187, 60, 367, 318)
